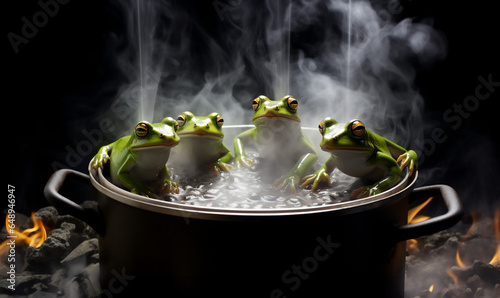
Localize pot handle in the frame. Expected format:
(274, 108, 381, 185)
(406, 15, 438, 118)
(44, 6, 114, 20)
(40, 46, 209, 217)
(395, 184, 463, 241)
(44, 169, 104, 235)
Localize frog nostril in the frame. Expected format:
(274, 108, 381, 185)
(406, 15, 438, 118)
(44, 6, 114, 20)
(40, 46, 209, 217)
(206, 124, 209, 128)
(160, 134, 165, 138)
(274, 106, 279, 110)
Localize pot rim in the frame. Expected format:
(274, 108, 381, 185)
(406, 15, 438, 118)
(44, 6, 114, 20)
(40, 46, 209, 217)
(88, 125, 417, 221)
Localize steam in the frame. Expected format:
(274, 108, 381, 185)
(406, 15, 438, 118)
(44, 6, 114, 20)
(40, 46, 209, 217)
(107, 0, 446, 149)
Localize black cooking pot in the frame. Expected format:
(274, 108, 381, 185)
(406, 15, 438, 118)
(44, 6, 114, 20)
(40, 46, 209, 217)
(44, 126, 462, 298)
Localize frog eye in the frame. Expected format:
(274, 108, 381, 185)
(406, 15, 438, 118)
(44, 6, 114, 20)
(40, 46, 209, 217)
(174, 120, 179, 132)
(286, 96, 298, 111)
(216, 115, 224, 127)
(318, 120, 324, 135)
(252, 97, 261, 111)
(177, 114, 186, 127)
(135, 123, 149, 137)
(351, 120, 365, 137)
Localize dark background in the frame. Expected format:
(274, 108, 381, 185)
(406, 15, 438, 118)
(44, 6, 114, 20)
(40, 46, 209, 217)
(3, 0, 499, 215)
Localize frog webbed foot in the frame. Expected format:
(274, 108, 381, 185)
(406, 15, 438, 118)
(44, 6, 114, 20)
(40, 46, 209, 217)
(300, 169, 331, 192)
(396, 150, 418, 177)
(92, 151, 110, 170)
(161, 179, 181, 194)
(273, 173, 302, 194)
(351, 186, 376, 199)
(207, 161, 233, 176)
(234, 156, 255, 169)
(130, 186, 159, 199)
(350, 184, 386, 199)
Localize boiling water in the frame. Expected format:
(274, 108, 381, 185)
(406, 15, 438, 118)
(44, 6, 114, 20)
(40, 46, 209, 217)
(165, 152, 359, 209)
(132, 0, 360, 209)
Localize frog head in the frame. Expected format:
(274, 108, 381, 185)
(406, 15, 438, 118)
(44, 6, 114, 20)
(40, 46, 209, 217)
(176, 111, 225, 139)
(130, 117, 180, 151)
(251, 95, 301, 127)
(318, 118, 371, 153)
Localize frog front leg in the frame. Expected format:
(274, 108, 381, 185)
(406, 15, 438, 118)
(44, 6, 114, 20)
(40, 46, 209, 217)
(300, 155, 336, 191)
(159, 165, 180, 194)
(116, 155, 158, 198)
(351, 152, 401, 199)
(384, 139, 418, 177)
(396, 149, 418, 177)
(274, 152, 318, 193)
(233, 128, 256, 168)
(91, 143, 115, 170)
(207, 147, 233, 176)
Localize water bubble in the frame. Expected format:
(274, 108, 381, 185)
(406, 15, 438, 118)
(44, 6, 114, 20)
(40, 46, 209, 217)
(248, 193, 261, 201)
(169, 155, 359, 209)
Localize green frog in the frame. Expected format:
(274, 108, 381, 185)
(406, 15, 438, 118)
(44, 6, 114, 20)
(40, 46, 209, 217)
(170, 111, 232, 176)
(233, 95, 318, 193)
(91, 117, 181, 197)
(300, 117, 418, 198)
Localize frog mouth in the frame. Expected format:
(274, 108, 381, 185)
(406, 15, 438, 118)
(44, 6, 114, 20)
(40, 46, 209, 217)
(177, 132, 223, 139)
(253, 113, 300, 122)
(320, 145, 370, 152)
(132, 142, 179, 150)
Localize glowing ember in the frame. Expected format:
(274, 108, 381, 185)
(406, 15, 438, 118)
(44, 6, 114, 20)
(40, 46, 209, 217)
(429, 284, 434, 292)
(0, 212, 48, 258)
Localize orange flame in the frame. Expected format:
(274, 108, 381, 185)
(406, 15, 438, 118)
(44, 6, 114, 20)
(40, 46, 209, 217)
(406, 197, 433, 252)
(454, 211, 478, 268)
(461, 211, 478, 244)
(407, 238, 418, 251)
(489, 208, 500, 264)
(446, 268, 459, 285)
(408, 197, 434, 224)
(455, 249, 466, 268)
(0, 212, 48, 258)
(429, 284, 434, 292)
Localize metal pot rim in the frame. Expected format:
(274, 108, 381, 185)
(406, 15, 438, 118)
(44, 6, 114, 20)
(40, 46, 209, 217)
(88, 125, 417, 221)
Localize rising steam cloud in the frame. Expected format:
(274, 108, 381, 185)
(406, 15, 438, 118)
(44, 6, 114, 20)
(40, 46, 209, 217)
(107, 0, 446, 150)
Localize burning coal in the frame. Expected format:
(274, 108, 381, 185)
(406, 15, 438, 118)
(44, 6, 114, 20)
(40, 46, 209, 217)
(0, 212, 48, 258)
(406, 208, 500, 297)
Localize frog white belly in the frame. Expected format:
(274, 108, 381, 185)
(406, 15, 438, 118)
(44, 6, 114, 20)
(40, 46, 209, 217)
(332, 150, 386, 181)
(170, 137, 223, 165)
(129, 147, 171, 183)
